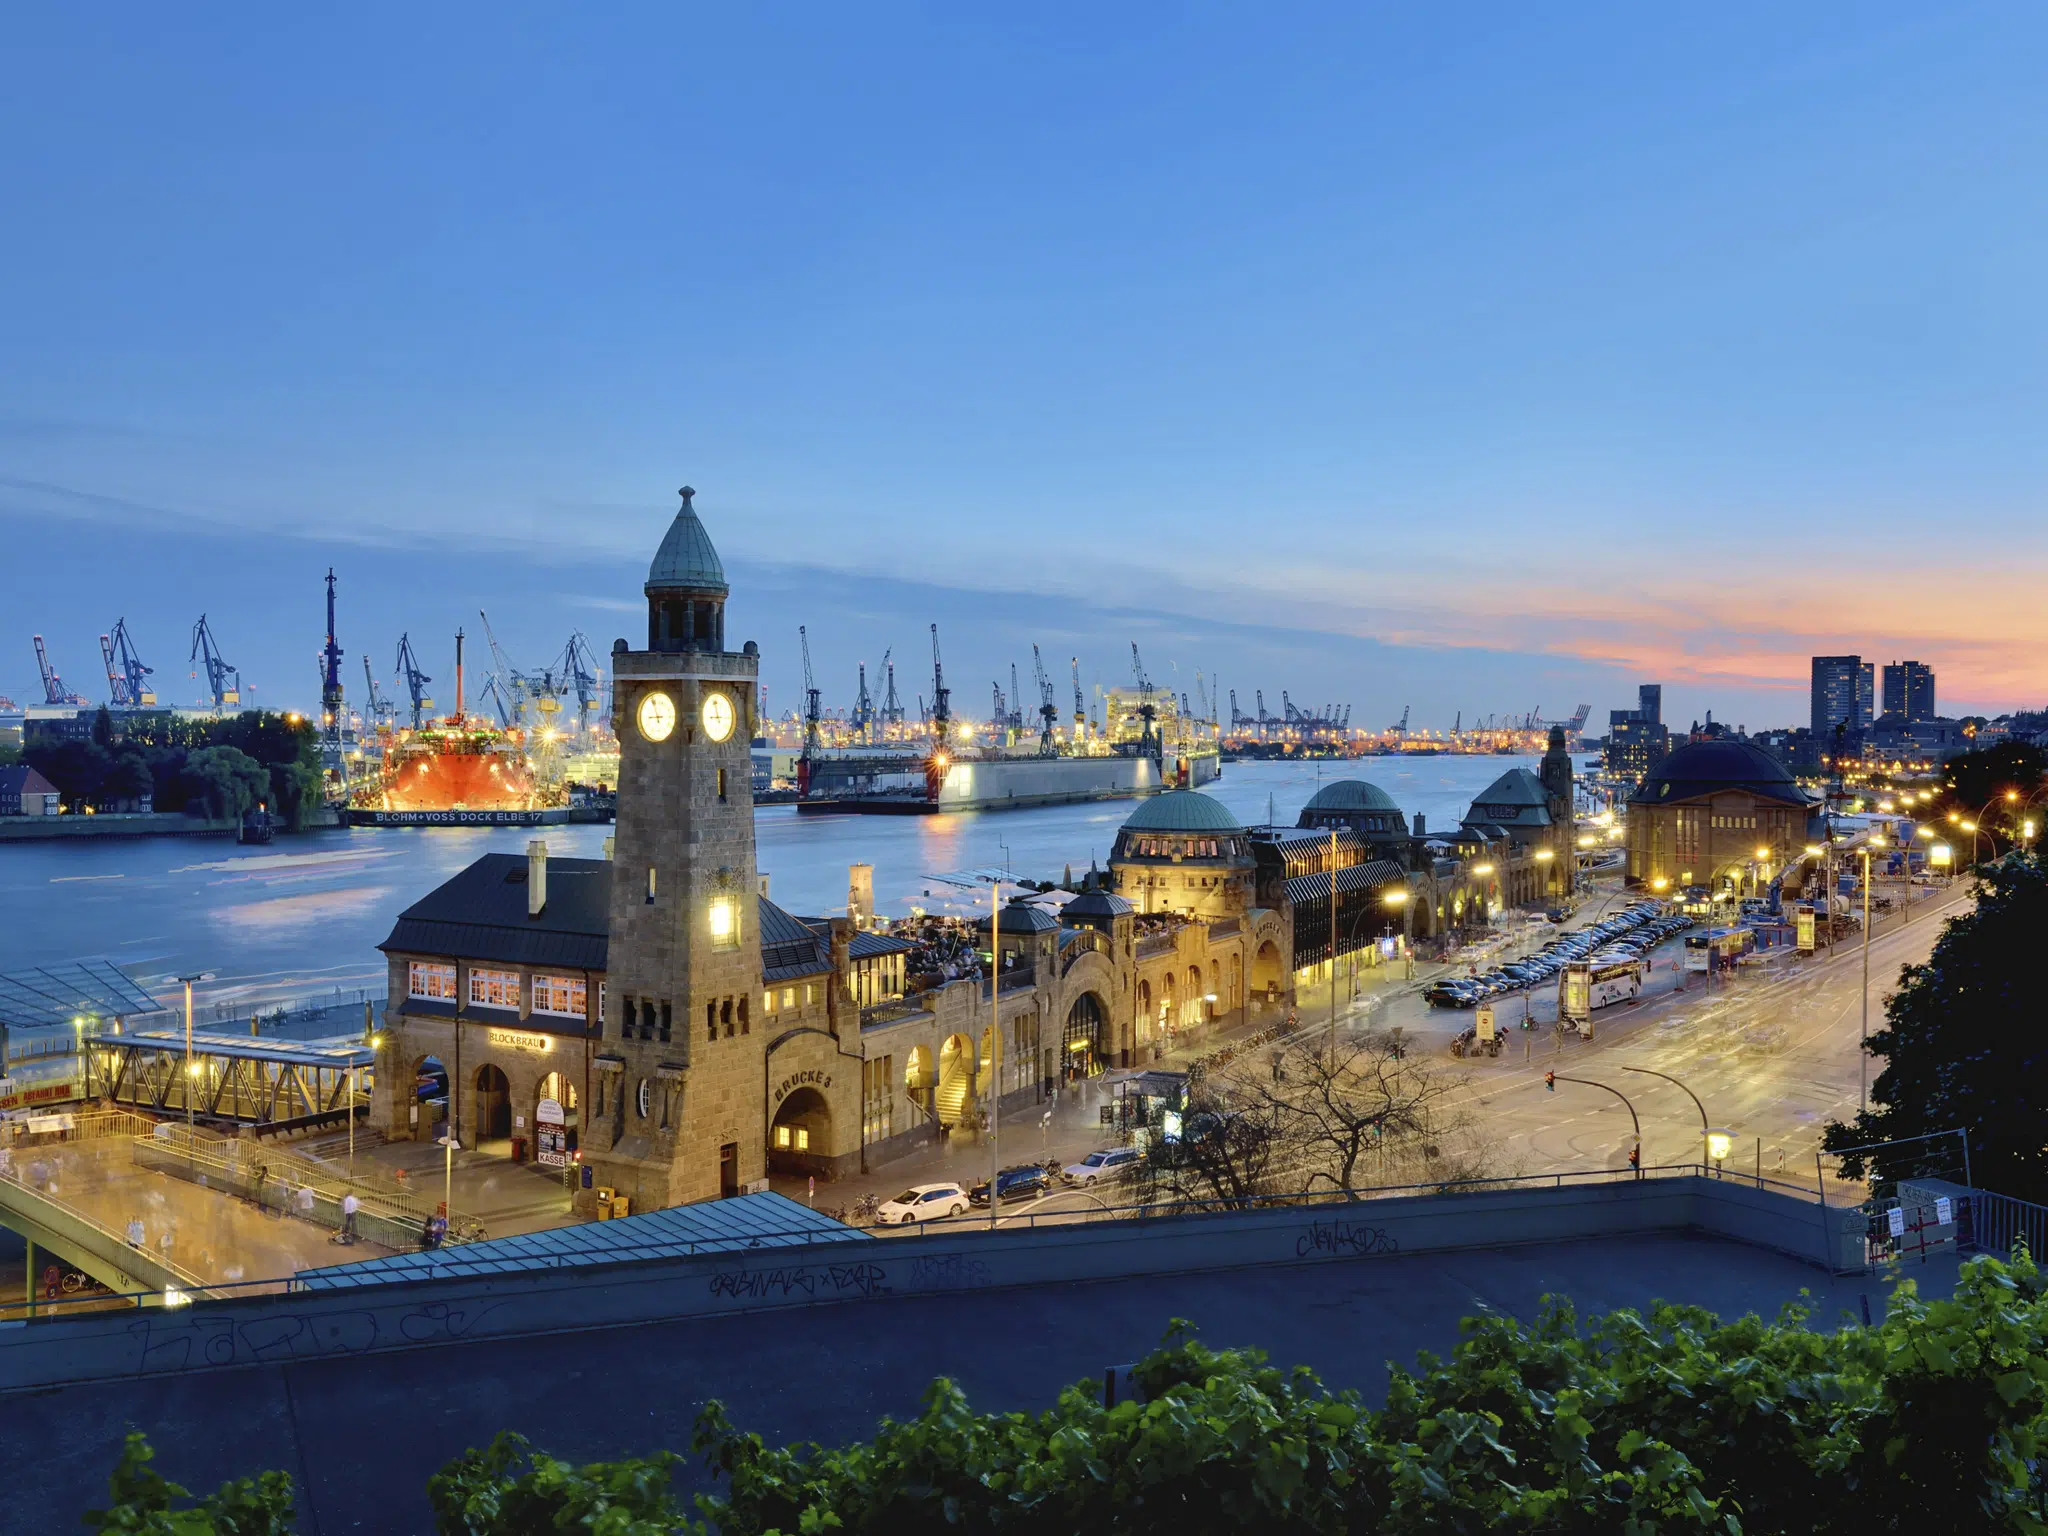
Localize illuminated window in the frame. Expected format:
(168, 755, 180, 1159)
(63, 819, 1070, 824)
(709, 896, 740, 950)
(781, 987, 795, 1011)
(763, 990, 776, 1015)
(468, 968, 519, 1009)
(774, 1124, 809, 1150)
(530, 974, 587, 1018)
(408, 963, 456, 1002)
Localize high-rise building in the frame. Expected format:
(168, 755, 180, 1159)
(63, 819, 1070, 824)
(1811, 655, 1873, 737)
(1882, 660, 1936, 724)
(1604, 682, 1670, 788)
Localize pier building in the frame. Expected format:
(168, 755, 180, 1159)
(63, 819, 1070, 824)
(1623, 737, 1817, 893)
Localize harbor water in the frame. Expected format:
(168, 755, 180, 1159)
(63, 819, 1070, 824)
(0, 756, 1540, 1020)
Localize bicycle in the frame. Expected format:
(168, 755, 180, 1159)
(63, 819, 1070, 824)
(450, 1216, 489, 1245)
(850, 1193, 883, 1225)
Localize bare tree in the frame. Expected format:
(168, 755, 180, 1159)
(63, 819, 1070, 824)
(1136, 1077, 1288, 1210)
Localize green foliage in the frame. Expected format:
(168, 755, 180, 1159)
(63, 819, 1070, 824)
(178, 745, 271, 821)
(22, 710, 318, 818)
(93, 1254, 2048, 1532)
(83, 1433, 296, 1535)
(1825, 851, 2048, 1201)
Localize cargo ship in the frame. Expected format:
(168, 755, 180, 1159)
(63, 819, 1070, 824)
(797, 683, 1220, 815)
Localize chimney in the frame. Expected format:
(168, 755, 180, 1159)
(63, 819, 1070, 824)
(1415, 813, 1426, 836)
(758, 872, 771, 899)
(527, 838, 548, 917)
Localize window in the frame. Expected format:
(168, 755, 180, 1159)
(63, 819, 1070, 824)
(468, 968, 520, 1009)
(717, 767, 728, 801)
(408, 962, 457, 1002)
(862, 1054, 893, 1142)
(597, 982, 606, 1028)
(781, 987, 795, 1011)
(763, 989, 777, 1015)
(531, 974, 587, 1018)
(774, 1124, 810, 1151)
(709, 896, 741, 950)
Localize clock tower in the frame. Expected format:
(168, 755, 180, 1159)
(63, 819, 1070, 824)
(592, 486, 766, 1211)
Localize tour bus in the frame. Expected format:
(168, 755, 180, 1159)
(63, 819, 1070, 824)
(1558, 958, 1644, 1035)
(1684, 926, 1756, 974)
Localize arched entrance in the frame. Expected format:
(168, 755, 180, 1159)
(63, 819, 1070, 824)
(1063, 992, 1106, 1080)
(1251, 939, 1284, 1009)
(769, 1086, 831, 1174)
(903, 1045, 935, 1124)
(473, 1063, 511, 1143)
(534, 1071, 579, 1167)
(936, 1033, 975, 1128)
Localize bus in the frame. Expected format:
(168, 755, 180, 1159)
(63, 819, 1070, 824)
(1559, 959, 1643, 1034)
(1684, 926, 1755, 974)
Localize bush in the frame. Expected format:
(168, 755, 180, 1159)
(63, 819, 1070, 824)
(86, 1251, 2048, 1533)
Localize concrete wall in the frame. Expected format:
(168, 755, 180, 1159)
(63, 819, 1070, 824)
(0, 1174, 1839, 1396)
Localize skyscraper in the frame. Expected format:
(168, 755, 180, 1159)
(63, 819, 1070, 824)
(1881, 660, 1936, 724)
(1605, 682, 1669, 788)
(1637, 684, 1662, 727)
(1811, 656, 1873, 737)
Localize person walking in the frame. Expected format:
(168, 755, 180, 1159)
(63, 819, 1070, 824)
(125, 1217, 144, 1250)
(340, 1192, 360, 1243)
(296, 1182, 316, 1223)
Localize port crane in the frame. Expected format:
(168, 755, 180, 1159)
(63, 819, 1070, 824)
(394, 633, 433, 729)
(99, 619, 155, 707)
(1070, 657, 1087, 741)
(549, 632, 604, 736)
(475, 674, 514, 729)
(33, 635, 86, 705)
(927, 624, 951, 747)
(361, 655, 396, 730)
(320, 569, 346, 742)
(1129, 642, 1157, 740)
(880, 649, 904, 729)
(1031, 645, 1059, 756)
(189, 616, 241, 709)
(798, 626, 823, 767)
(1389, 704, 1410, 735)
(991, 678, 1007, 733)
(851, 663, 874, 740)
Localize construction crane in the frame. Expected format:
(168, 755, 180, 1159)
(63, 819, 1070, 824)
(990, 678, 1007, 734)
(189, 616, 240, 710)
(320, 569, 346, 741)
(99, 619, 154, 707)
(1009, 663, 1024, 731)
(476, 609, 530, 726)
(475, 673, 513, 729)
(1031, 645, 1058, 756)
(33, 636, 85, 705)
(362, 654, 396, 730)
(1452, 710, 1461, 736)
(394, 633, 433, 729)
(851, 663, 874, 740)
(1070, 657, 1086, 740)
(1389, 704, 1410, 734)
(927, 624, 950, 747)
(880, 647, 904, 729)
(548, 632, 604, 736)
(798, 626, 823, 766)
(1129, 642, 1157, 743)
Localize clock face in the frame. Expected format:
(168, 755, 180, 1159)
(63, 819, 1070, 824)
(638, 690, 677, 742)
(700, 690, 735, 743)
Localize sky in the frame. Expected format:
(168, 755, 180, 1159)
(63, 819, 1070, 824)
(4, 5, 2046, 730)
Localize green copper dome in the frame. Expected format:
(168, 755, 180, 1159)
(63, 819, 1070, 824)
(1302, 779, 1401, 814)
(645, 486, 729, 597)
(1119, 790, 1244, 834)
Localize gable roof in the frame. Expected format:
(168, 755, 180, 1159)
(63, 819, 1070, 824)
(0, 765, 57, 797)
(1461, 768, 1555, 831)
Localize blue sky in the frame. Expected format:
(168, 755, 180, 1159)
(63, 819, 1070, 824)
(4, 6, 2045, 726)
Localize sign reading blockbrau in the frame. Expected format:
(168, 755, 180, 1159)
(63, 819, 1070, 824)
(487, 1028, 552, 1054)
(772, 1068, 832, 1107)
(535, 1096, 568, 1168)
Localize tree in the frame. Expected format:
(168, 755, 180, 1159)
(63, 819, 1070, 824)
(92, 705, 114, 748)
(1137, 1075, 1287, 1210)
(1824, 851, 2048, 1200)
(178, 745, 270, 822)
(1260, 1030, 1490, 1195)
(27, 739, 114, 810)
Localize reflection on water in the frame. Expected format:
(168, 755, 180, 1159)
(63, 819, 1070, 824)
(0, 757, 1535, 1016)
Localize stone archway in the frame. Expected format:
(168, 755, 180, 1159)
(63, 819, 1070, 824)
(1251, 939, 1284, 1006)
(473, 1063, 512, 1142)
(412, 1054, 449, 1136)
(937, 1033, 976, 1128)
(1063, 991, 1107, 1080)
(903, 1044, 935, 1123)
(769, 1085, 831, 1174)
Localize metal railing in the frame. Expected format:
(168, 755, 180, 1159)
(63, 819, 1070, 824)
(1959, 1190, 2048, 1261)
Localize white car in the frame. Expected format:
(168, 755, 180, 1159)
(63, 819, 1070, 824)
(875, 1182, 970, 1224)
(1062, 1147, 1140, 1185)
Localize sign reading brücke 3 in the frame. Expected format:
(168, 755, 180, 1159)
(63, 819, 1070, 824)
(772, 1068, 832, 1106)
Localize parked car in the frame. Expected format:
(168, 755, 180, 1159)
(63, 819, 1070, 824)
(967, 1165, 1054, 1207)
(1063, 1147, 1141, 1185)
(875, 1182, 970, 1224)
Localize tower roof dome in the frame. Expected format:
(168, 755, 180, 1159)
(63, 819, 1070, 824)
(646, 486, 729, 597)
(1119, 790, 1244, 834)
(1302, 779, 1401, 815)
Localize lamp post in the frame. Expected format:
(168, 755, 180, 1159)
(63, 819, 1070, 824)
(1858, 834, 1886, 1114)
(438, 1131, 459, 1230)
(176, 972, 210, 1138)
(1549, 1073, 1642, 1177)
(1621, 1066, 1715, 1169)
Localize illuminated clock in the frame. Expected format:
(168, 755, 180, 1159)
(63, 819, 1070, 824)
(637, 690, 677, 742)
(700, 689, 735, 743)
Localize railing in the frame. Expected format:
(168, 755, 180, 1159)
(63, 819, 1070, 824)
(2, 1108, 158, 1147)
(0, 1158, 216, 1303)
(1960, 1190, 2048, 1260)
(1135, 934, 1178, 959)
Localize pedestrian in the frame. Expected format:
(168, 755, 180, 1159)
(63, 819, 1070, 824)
(296, 1182, 316, 1222)
(421, 1211, 447, 1251)
(125, 1217, 144, 1250)
(158, 1227, 175, 1263)
(340, 1192, 360, 1242)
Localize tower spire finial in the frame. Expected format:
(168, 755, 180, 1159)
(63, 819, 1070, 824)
(679, 485, 695, 502)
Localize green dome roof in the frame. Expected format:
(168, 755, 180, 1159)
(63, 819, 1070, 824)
(1120, 790, 1243, 834)
(1302, 779, 1400, 814)
(646, 486, 729, 597)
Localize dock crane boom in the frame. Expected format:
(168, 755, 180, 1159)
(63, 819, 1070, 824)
(476, 610, 529, 726)
(1070, 657, 1086, 738)
(100, 619, 155, 707)
(852, 663, 874, 739)
(880, 648, 904, 729)
(927, 624, 950, 746)
(394, 634, 433, 729)
(34, 635, 86, 705)
(798, 626, 823, 766)
(1129, 642, 1157, 742)
(1031, 644, 1058, 756)
(188, 616, 241, 709)
(362, 654, 395, 729)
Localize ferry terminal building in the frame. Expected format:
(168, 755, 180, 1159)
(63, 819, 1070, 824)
(370, 489, 1577, 1211)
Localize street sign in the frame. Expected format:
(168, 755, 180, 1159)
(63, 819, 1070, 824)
(1475, 1004, 1496, 1041)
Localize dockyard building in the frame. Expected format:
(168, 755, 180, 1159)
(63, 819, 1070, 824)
(1625, 737, 1817, 894)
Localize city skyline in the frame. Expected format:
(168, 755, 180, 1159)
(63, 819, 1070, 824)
(6, 8, 2048, 720)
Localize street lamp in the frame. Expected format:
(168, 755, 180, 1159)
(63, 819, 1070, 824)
(1857, 834, 1886, 1114)
(437, 1131, 460, 1233)
(1621, 1065, 1716, 1170)
(176, 972, 210, 1139)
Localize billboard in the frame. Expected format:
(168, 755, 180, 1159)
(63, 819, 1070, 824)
(1795, 904, 1816, 954)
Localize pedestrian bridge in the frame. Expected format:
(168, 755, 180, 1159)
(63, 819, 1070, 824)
(81, 1030, 374, 1133)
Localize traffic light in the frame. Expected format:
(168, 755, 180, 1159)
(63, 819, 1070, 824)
(1628, 1144, 1641, 1169)
(1544, 1071, 1555, 1092)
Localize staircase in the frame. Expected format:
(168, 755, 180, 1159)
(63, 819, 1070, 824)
(934, 1071, 973, 1129)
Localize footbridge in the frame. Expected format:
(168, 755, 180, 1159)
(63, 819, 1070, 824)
(81, 1030, 374, 1133)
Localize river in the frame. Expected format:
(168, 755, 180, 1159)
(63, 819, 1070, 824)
(0, 755, 1540, 1019)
